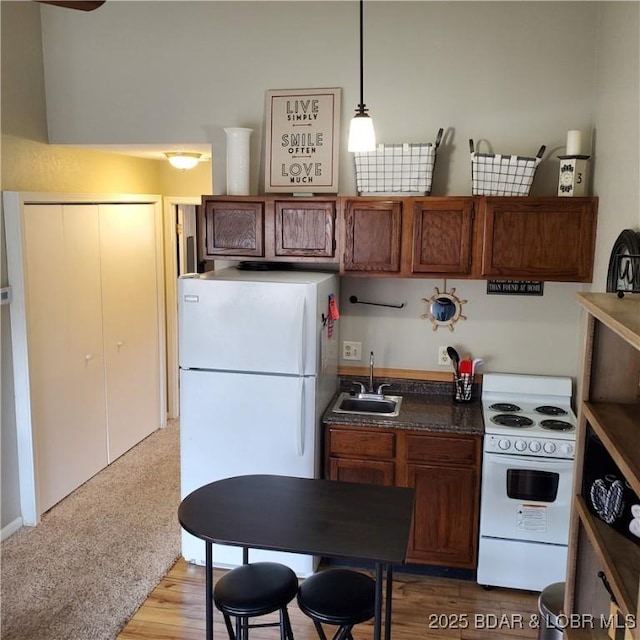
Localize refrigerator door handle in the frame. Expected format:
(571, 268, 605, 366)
(296, 377, 305, 456)
(295, 296, 305, 375)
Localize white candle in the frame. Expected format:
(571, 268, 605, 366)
(566, 129, 582, 156)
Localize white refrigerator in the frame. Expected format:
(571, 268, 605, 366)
(178, 268, 340, 576)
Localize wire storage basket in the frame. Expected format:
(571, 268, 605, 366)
(470, 139, 545, 196)
(354, 128, 443, 195)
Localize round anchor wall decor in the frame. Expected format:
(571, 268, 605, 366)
(606, 228, 640, 297)
(421, 286, 467, 332)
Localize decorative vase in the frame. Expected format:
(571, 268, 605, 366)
(224, 127, 252, 195)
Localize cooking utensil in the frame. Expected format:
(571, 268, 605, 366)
(472, 358, 484, 374)
(446, 346, 460, 375)
(459, 358, 473, 375)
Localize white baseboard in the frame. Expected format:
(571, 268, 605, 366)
(1, 517, 24, 541)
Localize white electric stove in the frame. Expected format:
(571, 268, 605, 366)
(482, 372, 576, 456)
(477, 373, 577, 592)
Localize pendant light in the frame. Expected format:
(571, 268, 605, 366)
(348, 0, 376, 152)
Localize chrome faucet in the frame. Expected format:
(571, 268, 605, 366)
(352, 351, 390, 398)
(369, 351, 375, 393)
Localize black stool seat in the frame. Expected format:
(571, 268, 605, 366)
(214, 562, 298, 616)
(214, 562, 298, 640)
(298, 569, 376, 640)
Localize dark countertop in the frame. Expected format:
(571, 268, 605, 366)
(322, 378, 484, 437)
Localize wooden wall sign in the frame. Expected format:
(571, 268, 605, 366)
(265, 88, 341, 194)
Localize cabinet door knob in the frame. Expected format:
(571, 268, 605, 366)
(85, 354, 93, 361)
(116, 341, 124, 348)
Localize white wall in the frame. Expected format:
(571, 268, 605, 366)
(340, 278, 585, 375)
(37, 0, 616, 379)
(41, 1, 599, 197)
(591, 2, 640, 289)
(2, 0, 638, 532)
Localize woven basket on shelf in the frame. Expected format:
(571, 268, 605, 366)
(470, 139, 545, 196)
(354, 128, 443, 195)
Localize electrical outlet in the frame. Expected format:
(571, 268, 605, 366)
(438, 346, 451, 366)
(343, 341, 362, 361)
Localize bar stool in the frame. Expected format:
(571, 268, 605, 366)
(213, 562, 298, 640)
(297, 568, 376, 640)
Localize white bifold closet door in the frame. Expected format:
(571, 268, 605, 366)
(22, 202, 161, 514)
(24, 204, 108, 512)
(99, 204, 161, 461)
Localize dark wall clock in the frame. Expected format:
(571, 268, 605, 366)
(606, 228, 640, 296)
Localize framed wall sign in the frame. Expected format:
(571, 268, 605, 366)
(487, 280, 544, 296)
(265, 88, 341, 194)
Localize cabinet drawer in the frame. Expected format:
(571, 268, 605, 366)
(328, 458, 395, 486)
(406, 434, 477, 466)
(328, 428, 395, 459)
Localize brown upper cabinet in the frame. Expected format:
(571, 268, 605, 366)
(411, 198, 474, 275)
(199, 196, 337, 264)
(341, 196, 476, 278)
(478, 197, 598, 282)
(199, 198, 265, 258)
(342, 198, 403, 273)
(199, 195, 598, 282)
(274, 199, 336, 258)
(340, 195, 597, 282)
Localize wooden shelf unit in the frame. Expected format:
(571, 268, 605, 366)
(565, 293, 640, 640)
(576, 497, 640, 616)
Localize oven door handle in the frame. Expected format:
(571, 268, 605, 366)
(485, 453, 574, 470)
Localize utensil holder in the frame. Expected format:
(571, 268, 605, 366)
(453, 374, 474, 402)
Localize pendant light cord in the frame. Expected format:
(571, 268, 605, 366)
(358, 0, 365, 111)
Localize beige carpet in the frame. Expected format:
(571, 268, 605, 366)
(1, 420, 181, 640)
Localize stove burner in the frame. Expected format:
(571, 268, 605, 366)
(491, 414, 534, 428)
(489, 403, 521, 412)
(540, 419, 574, 432)
(535, 405, 568, 416)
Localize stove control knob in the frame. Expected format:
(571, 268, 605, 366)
(543, 441, 556, 454)
(560, 443, 574, 457)
(498, 439, 511, 450)
(514, 440, 527, 451)
(529, 440, 542, 453)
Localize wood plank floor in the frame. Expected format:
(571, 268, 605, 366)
(118, 559, 543, 640)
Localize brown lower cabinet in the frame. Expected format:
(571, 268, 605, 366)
(324, 424, 482, 569)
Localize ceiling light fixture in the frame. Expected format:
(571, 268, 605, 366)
(348, 0, 376, 152)
(165, 152, 201, 170)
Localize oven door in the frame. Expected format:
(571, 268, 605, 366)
(480, 452, 574, 545)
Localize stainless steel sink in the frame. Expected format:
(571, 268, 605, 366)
(331, 392, 402, 417)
